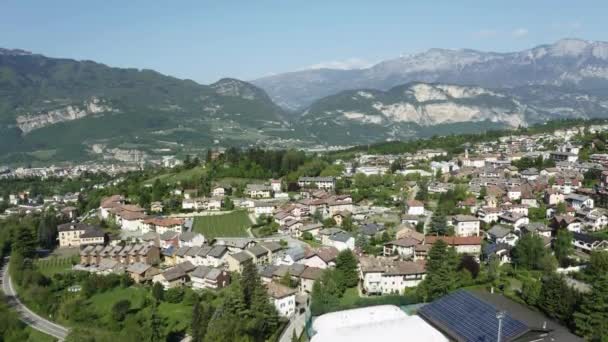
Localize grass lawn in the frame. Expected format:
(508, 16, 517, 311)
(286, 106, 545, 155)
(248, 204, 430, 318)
(34, 255, 78, 277)
(300, 238, 322, 248)
(193, 211, 252, 239)
(87, 287, 149, 315)
(145, 166, 207, 185)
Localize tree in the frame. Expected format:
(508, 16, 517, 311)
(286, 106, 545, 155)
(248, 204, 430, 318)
(13, 227, 37, 259)
(512, 233, 546, 270)
(148, 302, 164, 342)
(111, 299, 131, 322)
(341, 215, 354, 231)
(478, 186, 487, 200)
(554, 229, 573, 266)
(419, 240, 458, 301)
(152, 282, 164, 302)
(191, 297, 209, 342)
(165, 287, 185, 303)
(574, 274, 608, 340)
(311, 271, 340, 316)
(588, 250, 608, 278)
(429, 211, 447, 236)
(538, 273, 576, 323)
(415, 180, 428, 201)
(223, 197, 234, 210)
(322, 218, 337, 227)
(521, 279, 541, 306)
(335, 250, 358, 288)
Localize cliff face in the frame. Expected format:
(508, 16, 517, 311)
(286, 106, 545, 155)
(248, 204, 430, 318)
(16, 97, 116, 133)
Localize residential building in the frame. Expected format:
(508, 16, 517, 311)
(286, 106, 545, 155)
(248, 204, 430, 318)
(266, 282, 297, 318)
(297, 177, 336, 190)
(57, 222, 105, 247)
(451, 215, 480, 237)
(190, 266, 230, 290)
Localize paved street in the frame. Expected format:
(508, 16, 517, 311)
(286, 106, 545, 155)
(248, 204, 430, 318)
(1, 258, 69, 341)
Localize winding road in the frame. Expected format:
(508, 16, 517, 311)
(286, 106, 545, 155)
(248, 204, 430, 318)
(1, 258, 69, 341)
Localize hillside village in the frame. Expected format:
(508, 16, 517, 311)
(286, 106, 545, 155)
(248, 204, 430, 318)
(3, 121, 608, 341)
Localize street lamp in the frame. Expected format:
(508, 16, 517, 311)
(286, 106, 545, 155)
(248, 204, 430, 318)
(496, 311, 506, 342)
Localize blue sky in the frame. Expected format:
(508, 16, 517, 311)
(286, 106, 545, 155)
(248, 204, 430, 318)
(1, 1, 606, 83)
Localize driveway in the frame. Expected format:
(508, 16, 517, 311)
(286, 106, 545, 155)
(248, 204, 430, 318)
(1, 258, 69, 341)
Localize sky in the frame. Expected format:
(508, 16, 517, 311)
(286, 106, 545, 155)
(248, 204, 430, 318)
(1, 1, 606, 84)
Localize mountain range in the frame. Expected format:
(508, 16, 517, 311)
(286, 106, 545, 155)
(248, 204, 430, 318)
(2, 38, 608, 164)
(253, 38, 608, 110)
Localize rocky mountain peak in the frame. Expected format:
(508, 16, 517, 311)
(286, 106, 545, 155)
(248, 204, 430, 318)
(210, 78, 266, 100)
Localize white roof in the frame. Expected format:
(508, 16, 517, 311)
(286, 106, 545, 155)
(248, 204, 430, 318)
(311, 305, 447, 342)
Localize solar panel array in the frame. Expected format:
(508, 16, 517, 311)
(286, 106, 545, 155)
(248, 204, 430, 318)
(418, 290, 529, 342)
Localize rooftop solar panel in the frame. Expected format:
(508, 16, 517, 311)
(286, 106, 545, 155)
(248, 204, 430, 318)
(418, 290, 529, 342)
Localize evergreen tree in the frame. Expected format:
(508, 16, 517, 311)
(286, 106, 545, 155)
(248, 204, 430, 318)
(13, 227, 36, 259)
(241, 262, 260, 308)
(311, 271, 341, 316)
(588, 250, 608, 278)
(152, 282, 164, 302)
(538, 273, 576, 323)
(111, 299, 131, 322)
(191, 297, 203, 342)
(574, 274, 608, 340)
(429, 211, 447, 235)
(512, 233, 546, 270)
(419, 240, 458, 301)
(553, 229, 573, 266)
(521, 279, 541, 306)
(148, 302, 164, 342)
(335, 250, 358, 288)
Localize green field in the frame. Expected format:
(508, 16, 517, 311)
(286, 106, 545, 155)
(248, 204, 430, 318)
(145, 165, 207, 185)
(193, 211, 252, 239)
(34, 256, 78, 277)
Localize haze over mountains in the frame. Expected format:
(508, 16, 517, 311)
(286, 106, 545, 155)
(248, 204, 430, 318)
(2, 38, 608, 164)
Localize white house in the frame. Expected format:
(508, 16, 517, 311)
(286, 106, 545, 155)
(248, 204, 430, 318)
(270, 179, 282, 193)
(254, 201, 276, 217)
(245, 184, 273, 198)
(486, 225, 519, 246)
(406, 200, 425, 216)
(325, 231, 355, 251)
(565, 194, 594, 210)
(451, 215, 480, 237)
(266, 282, 297, 318)
(298, 177, 336, 190)
(211, 187, 225, 197)
(498, 212, 529, 231)
(359, 257, 426, 295)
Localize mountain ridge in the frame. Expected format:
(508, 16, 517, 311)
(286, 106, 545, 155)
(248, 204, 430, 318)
(252, 38, 608, 110)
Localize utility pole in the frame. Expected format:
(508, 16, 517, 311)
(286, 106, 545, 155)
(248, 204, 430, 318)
(496, 311, 506, 342)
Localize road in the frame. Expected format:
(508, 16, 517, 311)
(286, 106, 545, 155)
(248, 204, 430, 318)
(1, 258, 69, 341)
(279, 305, 310, 342)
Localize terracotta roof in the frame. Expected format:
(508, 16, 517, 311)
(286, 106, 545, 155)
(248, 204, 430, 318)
(143, 217, 184, 227)
(424, 235, 483, 246)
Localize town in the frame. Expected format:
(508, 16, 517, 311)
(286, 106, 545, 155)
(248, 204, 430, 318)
(2, 120, 608, 341)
